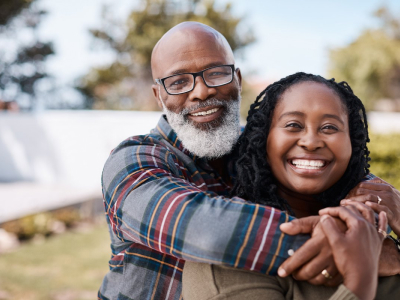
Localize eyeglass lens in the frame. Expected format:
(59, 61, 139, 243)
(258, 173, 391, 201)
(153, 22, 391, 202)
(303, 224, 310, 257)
(163, 65, 233, 94)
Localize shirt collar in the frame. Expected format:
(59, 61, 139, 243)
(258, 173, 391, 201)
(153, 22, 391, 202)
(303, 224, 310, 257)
(152, 115, 200, 160)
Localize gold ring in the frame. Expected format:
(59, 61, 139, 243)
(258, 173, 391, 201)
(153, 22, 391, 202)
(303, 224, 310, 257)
(378, 228, 387, 238)
(377, 196, 382, 205)
(321, 269, 332, 279)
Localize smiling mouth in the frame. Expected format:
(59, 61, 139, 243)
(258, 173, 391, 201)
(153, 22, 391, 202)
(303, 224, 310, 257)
(289, 159, 328, 170)
(189, 107, 220, 116)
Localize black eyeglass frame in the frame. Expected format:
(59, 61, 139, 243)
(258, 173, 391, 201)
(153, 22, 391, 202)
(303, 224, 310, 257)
(155, 64, 236, 95)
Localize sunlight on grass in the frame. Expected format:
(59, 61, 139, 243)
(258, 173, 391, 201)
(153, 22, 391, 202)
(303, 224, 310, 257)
(0, 222, 111, 300)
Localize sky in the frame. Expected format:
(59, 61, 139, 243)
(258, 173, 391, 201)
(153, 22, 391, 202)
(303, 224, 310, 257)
(35, 0, 400, 101)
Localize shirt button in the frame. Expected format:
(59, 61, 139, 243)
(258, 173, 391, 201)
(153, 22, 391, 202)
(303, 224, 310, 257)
(288, 249, 294, 256)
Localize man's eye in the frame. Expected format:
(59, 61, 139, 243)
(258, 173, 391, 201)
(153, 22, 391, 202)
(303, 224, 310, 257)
(167, 78, 190, 90)
(210, 71, 228, 76)
(171, 79, 188, 86)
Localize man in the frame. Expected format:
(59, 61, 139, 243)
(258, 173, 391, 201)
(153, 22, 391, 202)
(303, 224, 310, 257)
(99, 22, 400, 299)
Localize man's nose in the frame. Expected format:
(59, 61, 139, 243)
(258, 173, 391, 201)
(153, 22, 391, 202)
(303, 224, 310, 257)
(297, 129, 325, 151)
(188, 76, 217, 101)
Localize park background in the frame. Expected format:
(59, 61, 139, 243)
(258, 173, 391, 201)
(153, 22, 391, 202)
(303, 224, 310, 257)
(1, 0, 400, 299)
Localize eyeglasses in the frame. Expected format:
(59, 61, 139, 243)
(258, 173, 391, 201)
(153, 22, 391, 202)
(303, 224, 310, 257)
(155, 64, 235, 95)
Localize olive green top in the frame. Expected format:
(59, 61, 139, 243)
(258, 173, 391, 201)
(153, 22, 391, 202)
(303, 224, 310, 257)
(183, 262, 400, 300)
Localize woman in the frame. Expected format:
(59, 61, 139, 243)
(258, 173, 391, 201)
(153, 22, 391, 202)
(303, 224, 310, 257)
(182, 73, 400, 300)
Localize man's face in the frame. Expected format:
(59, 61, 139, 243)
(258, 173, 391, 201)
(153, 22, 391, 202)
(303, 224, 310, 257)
(151, 28, 242, 158)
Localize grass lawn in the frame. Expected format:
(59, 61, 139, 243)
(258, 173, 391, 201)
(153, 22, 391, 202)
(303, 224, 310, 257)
(0, 222, 111, 300)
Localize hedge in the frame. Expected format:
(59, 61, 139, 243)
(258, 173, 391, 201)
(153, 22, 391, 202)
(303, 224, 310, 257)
(368, 133, 400, 190)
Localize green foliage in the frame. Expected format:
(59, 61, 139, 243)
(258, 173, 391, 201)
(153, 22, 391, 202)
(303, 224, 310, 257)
(369, 133, 400, 190)
(0, 0, 54, 110)
(328, 6, 400, 110)
(1, 208, 81, 240)
(77, 0, 255, 110)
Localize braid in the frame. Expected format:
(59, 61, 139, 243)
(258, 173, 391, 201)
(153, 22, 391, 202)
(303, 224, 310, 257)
(231, 72, 370, 215)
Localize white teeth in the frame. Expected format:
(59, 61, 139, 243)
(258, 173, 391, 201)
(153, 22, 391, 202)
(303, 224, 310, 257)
(291, 159, 326, 169)
(191, 108, 219, 116)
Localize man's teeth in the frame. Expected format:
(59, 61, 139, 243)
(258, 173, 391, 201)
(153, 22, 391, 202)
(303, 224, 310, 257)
(191, 108, 219, 116)
(291, 159, 326, 169)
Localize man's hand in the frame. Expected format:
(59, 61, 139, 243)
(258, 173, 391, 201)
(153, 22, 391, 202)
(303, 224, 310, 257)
(378, 238, 400, 276)
(278, 216, 343, 287)
(345, 178, 400, 235)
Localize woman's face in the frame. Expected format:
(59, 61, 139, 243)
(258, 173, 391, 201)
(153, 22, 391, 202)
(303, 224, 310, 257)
(266, 81, 352, 196)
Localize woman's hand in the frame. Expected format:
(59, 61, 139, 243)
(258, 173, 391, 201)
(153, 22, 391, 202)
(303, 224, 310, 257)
(345, 178, 400, 236)
(319, 206, 387, 300)
(341, 200, 400, 276)
(278, 216, 344, 287)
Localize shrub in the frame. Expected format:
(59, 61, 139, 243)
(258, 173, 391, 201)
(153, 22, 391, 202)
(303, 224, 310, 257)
(368, 133, 400, 190)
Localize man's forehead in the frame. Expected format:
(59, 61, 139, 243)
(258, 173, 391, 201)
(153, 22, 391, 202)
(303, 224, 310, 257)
(151, 22, 234, 78)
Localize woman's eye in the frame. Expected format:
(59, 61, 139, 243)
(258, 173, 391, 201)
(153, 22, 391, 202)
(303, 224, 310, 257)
(321, 125, 338, 132)
(285, 123, 302, 130)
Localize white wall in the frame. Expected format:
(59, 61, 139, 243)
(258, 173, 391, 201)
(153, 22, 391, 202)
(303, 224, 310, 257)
(0, 110, 162, 185)
(0, 110, 162, 222)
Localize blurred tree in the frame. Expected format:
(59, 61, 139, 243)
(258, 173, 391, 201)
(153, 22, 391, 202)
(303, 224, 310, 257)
(328, 6, 400, 110)
(0, 0, 54, 110)
(76, 0, 255, 110)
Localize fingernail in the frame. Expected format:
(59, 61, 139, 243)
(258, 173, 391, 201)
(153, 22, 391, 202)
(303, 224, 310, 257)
(278, 267, 287, 277)
(321, 215, 329, 222)
(280, 223, 293, 230)
(340, 200, 347, 206)
(366, 201, 372, 206)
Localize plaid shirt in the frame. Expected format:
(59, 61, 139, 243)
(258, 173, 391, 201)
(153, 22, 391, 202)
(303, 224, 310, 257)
(98, 116, 310, 300)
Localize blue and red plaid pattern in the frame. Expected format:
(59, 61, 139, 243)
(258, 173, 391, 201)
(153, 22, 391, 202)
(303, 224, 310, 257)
(98, 116, 311, 300)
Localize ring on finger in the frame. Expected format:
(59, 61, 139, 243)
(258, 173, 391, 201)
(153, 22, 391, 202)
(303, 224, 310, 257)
(377, 196, 382, 205)
(321, 269, 333, 279)
(378, 228, 387, 238)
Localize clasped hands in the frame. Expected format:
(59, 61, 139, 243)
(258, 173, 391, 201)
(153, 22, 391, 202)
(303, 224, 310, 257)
(277, 178, 400, 288)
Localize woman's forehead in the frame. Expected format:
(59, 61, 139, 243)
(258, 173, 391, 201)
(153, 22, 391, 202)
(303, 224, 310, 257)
(275, 81, 348, 116)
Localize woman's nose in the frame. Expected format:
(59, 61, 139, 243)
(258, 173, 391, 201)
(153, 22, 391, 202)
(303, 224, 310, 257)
(297, 130, 325, 151)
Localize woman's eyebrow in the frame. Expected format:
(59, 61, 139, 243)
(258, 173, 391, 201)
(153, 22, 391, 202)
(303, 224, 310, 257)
(278, 111, 345, 125)
(278, 111, 304, 121)
(322, 114, 345, 125)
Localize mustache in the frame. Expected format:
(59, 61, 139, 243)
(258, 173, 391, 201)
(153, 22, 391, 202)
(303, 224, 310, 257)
(179, 98, 227, 115)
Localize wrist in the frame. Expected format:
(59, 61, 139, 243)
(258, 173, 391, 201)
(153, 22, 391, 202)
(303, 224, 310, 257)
(344, 273, 377, 300)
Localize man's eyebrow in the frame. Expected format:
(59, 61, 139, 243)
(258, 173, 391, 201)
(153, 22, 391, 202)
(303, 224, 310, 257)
(168, 62, 229, 76)
(278, 111, 345, 125)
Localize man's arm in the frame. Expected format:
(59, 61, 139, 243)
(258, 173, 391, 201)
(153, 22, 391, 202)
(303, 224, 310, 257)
(102, 137, 309, 274)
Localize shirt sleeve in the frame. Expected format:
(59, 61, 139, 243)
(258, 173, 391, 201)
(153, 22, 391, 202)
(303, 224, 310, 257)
(101, 138, 310, 275)
(328, 285, 359, 300)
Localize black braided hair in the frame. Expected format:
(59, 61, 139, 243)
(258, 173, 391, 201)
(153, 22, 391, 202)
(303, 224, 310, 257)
(231, 72, 370, 215)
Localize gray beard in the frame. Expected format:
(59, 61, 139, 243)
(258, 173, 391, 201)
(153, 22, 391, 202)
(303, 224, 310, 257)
(162, 97, 241, 159)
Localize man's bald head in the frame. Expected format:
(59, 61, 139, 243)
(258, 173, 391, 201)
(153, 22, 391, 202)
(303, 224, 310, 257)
(151, 22, 235, 80)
